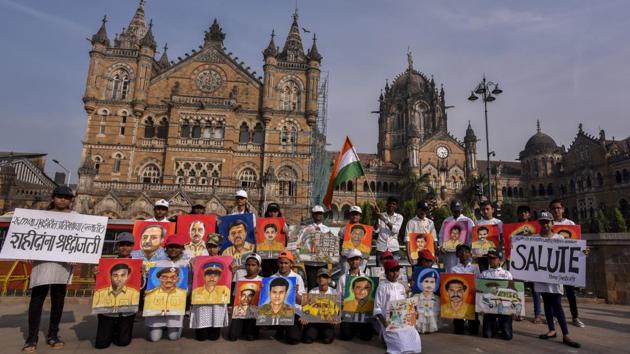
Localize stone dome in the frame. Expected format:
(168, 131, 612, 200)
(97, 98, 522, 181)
(389, 69, 431, 99)
(520, 121, 561, 158)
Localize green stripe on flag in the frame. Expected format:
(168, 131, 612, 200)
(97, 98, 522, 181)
(334, 161, 364, 186)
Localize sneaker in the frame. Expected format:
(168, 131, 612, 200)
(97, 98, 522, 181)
(572, 318, 585, 327)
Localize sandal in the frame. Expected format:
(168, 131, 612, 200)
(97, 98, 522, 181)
(21, 343, 36, 353)
(46, 337, 64, 350)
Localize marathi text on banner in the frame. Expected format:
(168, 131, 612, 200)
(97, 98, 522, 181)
(0, 208, 107, 264)
(509, 236, 586, 287)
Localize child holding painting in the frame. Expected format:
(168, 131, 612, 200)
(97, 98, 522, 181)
(479, 250, 513, 340)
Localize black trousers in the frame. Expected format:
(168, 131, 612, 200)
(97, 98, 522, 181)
(27, 284, 67, 343)
(453, 314, 479, 335)
(477, 257, 489, 273)
(482, 314, 512, 340)
(95, 314, 135, 349)
(195, 327, 221, 341)
(564, 285, 579, 319)
(338, 322, 373, 341)
(227, 318, 259, 341)
(541, 293, 569, 336)
(302, 323, 335, 344)
(275, 315, 302, 345)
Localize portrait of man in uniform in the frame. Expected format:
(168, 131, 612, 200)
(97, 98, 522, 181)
(191, 261, 231, 305)
(130, 221, 175, 262)
(143, 267, 188, 316)
(342, 224, 372, 256)
(257, 277, 296, 326)
(233, 281, 261, 319)
(185, 220, 206, 257)
(256, 222, 285, 253)
(440, 274, 475, 320)
(222, 220, 255, 258)
(177, 214, 217, 257)
(342, 276, 376, 314)
(471, 226, 497, 258)
(92, 260, 142, 314)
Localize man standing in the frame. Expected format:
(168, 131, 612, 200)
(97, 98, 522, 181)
(147, 199, 170, 222)
(374, 197, 404, 265)
(439, 199, 474, 272)
(475, 200, 503, 272)
(303, 205, 331, 289)
(406, 200, 438, 263)
(549, 199, 585, 328)
(231, 190, 251, 215)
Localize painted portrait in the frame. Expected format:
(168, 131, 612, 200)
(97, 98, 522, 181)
(176, 214, 217, 257)
(503, 222, 541, 259)
(218, 214, 255, 264)
(232, 280, 262, 319)
(408, 232, 435, 262)
(295, 226, 339, 263)
(440, 273, 475, 320)
(301, 294, 340, 323)
(471, 224, 500, 258)
(92, 258, 142, 314)
(143, 266, 189, 316)
(255, 217, 286, 259)
(475, 279, 525, 316)
(341, 276, 379, 321)
(257, 276, 297, 326)
(412, 267, 442, 333)
(131, 220, 176, 251)
(191, 256, 232, 305)
(552, 225, 581, 240)
(440, 221, 468, 253)
(341, 223, 373, 257)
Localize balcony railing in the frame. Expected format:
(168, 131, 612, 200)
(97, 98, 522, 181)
(178, 138, 223, 148)
(236, 143, 262, 152)
(139, 138, 165, 147)
(92, 181, 262, 198)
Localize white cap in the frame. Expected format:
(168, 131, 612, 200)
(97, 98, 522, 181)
(245, 253, 262, 265)
(345, 248, 363, 259)
(311, 205, 325, 213)
(349, 205, 362, 214)
(154, 199, 169, 208)
(235, 189, 248, 199)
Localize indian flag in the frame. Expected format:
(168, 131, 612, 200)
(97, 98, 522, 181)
(323, 137, 365, 208)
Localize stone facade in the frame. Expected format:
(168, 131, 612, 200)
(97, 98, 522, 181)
(76, 1, 322, 224)
(0, 152, 57, 214)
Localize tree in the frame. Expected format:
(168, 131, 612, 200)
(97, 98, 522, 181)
(590, 210, 611, 233)
(399, 172, 435, 203)
(431, 205, 451, 231)
(500, 203, 517, 223)
(610, 208, 628, 232)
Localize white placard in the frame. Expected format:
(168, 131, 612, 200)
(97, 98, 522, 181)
(509, 236, 586, 287)
(0, 208, 107, 264)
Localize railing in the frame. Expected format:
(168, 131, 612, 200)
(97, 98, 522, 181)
(178, 138, 223, 148)
(91, 181, 262, 198)
(106, 48, 138, 57)
(139, 138, 166, 147)
(236, 143, 262, 152)
(171, 95, 234, 107)
(278, 61, 310, 70)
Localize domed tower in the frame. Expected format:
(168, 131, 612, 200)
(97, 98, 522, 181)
(519, 120, 564, 198)
(377, 50, 448, 166)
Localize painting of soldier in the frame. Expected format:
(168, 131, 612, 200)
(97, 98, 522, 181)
(232, 280, 262, 319)
(408, 233, 435, 262)
(411, 267, 442, 333)
(218, 214, 255, 265)
(341, 276, 379, 322)
(190, 256, 232, 305)
(255, 217, 286, 259)
(341, 224, 373, 257)
(440, 221, 468, 253)
(92, 258, 142, 314)
(256, 276, 297, 326)
(471, 225, 500, 258)
(502, 222, 541, 259)
(440, 273, 475, 320)
(143, 266, 189, 317)
(176, 214, 217, 257)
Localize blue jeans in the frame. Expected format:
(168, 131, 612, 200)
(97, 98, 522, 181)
(375, 250, 400, 266)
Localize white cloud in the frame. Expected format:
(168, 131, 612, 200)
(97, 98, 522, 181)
(0, 0, 90, 34)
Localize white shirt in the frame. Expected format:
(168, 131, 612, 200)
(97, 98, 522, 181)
(405, 216, 437, 242)
(375, 212, 404, 252)
(236, 274, 262, 281)
(308, 287, 337, 295)
(373, 279, 406, 316)
(476, 217, 504, 235)
(480, 266, 513, 280)
(451, 260, 480, 278)
(146, 217, 169, 222)
(533, 233, 565, 294)
(554, 218, 576, 226)
(309, 222, 331, 234)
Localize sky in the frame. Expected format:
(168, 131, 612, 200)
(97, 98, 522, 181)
(0, 0, 629, 182)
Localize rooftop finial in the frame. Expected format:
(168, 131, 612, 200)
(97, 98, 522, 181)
(536, 119, 541, 133)
(407, 47, 414, 70)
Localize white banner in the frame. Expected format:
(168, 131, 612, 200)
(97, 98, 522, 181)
(509, 236, 586, 287)
(0, 208, 107, 264)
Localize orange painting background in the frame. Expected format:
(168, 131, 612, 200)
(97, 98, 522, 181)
(131, 221, 176, 250)
(94, 258, 143, 291)
(472, 224, 500, 248)
(408, 233, 435, 260)
(440, 273, 475, 319)
(176, 214, 217, 244)
(255, 217, 286, 247)
(552, 225, 581, 240)
(234, 280, 262, 307)
(342, 223, 373, 256)
(503, 222, 541, 259)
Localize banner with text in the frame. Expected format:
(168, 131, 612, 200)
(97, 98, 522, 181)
(509, 236, 586, 287)
(0, 208, 107, 264)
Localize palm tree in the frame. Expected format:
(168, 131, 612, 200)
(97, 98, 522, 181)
(399, 172, 435, 203)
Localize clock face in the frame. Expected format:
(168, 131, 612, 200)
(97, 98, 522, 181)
(196, 70, 223, 92)
(437, 146, 449, 159)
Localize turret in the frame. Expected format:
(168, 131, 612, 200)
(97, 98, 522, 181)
(305, 34, 321, 126)
(204, 18, 225, 48)
(464, 121, 478, 178)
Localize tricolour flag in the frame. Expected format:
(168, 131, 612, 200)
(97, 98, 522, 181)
(323, 137, 365, 208)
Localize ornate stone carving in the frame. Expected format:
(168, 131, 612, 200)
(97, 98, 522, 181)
(195, 69, 223, 92)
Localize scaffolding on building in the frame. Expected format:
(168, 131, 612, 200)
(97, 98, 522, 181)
(309, 71, 331, 207)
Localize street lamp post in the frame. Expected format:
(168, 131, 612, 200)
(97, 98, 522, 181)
(52, 159, 71, 186)
(468, 76, 502, 203)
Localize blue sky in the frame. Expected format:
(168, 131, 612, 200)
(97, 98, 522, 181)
(1, 0, 629, 181)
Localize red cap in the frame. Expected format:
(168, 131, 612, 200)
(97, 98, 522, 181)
(383, 259, 402, 272)
(278, 250, 295, 263)
(165, 233, 187, 247)
(418, 250, 435, 261)
(380, 251, 394, 261)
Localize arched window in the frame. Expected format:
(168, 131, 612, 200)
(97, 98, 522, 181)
(586, 176, 592, 188)
(277, 166, 297, 197)
(547, 183, 553, 196)
(616, 171, 622, 184)
(113, 153, 123, 173)
(502, 187, 507, 197)
(519, 188, 524, 198)
(363, 181, 369, 192)
(597, 173, 604, 186)
(347, 180, 354, 192)
(239, 123, 250, 143)
(99, 114, 107, 135)
(119, 113, 127, 135)
(280, 123, 298, 150)
(538, 184, 545, 196)
(192, 122, 201, 138)
(180, 120, 190, 138)
(203, 125, 212, 139)
(252, 123, 264, 144)
(624, 169, 630, 183)
(141, 164, 160, 183)
(383, 182, 388, 193)
(280, 81, 300, 111)
(370, 181, 376, 192)
(332, 205, 340, 221)
(212, 122, 224, 139)
(560, 184, 566, 195)
(157, 118, 168, 139)
(93, 156, 103, 175)
(210, 170, 220, 186)
(144, 118, 155, 138)
(238, 168, 257, 188)
(111, 69, 130, 100)
(390, 182, 395, 193)
(376, 182, 382, 192)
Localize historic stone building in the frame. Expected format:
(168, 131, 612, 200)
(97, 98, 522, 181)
(329, 53, 478, 220)
(0, 152, 57, 214)
(75, 1, 322, 223)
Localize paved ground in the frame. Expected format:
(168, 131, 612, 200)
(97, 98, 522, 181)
(0, 298, 628, 354)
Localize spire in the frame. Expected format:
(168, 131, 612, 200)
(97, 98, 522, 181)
(279, 10, 305, 62)
(140, 19, 157, 50)
(91, 15, 110, 46)
(204, 18, 226, 47)
(465, 120, 477, 142)
(536, 119, 541, 133)
(307, 33, 322, 62)
(119, 0, 148, 48)
(78, 148, 97, 176)
(158, 43, 170, 69)
(263, 30, 278, 58)
(407, 47, 414, 71)
(440, 84, 445, 98)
